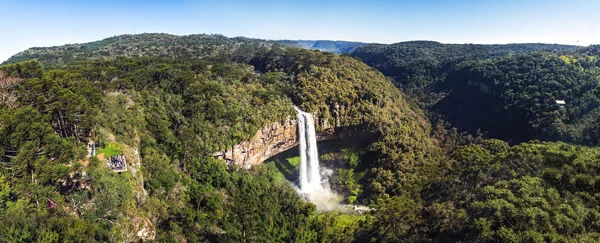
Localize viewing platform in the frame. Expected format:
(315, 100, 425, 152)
(106, 154, 128, 172)
(92, 140, 128, 173)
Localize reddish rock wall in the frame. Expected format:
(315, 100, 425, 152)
(214, 115, 346, 168)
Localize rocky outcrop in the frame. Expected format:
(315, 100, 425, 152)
(214, 114, 350, 168)
(121, 143, 156, 242)
(214, 117, 298, 168)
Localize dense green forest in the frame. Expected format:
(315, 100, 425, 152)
(352, 42, 600, 145)
(0, 44, 439, 242)
(3, 34, 276, 67)
(3, 34, 600, 242)
(3, 34, 366, 67)
(351, 41, 578, 104)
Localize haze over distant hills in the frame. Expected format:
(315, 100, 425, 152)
(277, 40, 370, 54)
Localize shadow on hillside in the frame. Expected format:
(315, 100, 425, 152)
(266, 139, 367, 186)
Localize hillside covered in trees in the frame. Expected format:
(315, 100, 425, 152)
(0, 40, 441, 241)
(3, 34, 277, 67)
(351, 41, 600, 145)
(3, 34, 368, 67)
(3, 34, 600, 242)
(351, 41, 578, 102)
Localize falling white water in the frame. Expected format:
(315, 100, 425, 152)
(294, 107, 341, 210)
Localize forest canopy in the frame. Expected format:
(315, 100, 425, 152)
(2, 34, 600, 242)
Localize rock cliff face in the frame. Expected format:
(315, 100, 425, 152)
(214, 114, 349, 168)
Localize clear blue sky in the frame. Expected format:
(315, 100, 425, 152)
(1, 0, 599, 62)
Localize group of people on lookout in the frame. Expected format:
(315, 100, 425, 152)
(107, 154, 126, 170)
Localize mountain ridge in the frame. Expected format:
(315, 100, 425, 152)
(4, 32, 586, 67)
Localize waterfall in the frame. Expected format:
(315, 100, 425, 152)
(294, 107, 341, 210)
(295, 107, 322, 193)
